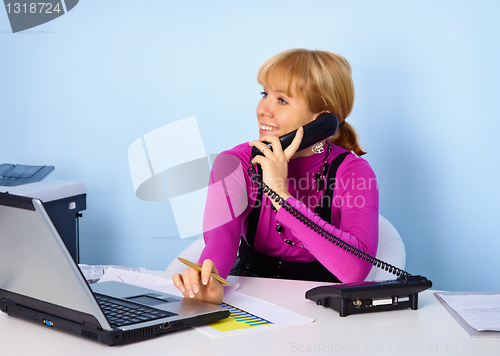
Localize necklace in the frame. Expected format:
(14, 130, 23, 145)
(272, 142, 332, 248)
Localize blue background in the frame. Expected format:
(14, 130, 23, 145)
(1, 1, 499, 292)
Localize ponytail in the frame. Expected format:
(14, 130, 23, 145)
(330, 121, 366, 156)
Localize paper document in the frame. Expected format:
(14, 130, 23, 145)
(79, 264, 147, 284)
(435, 292, 500, 337)
(196, 292, 314, 338)
(97, 268, 239, 297)
(97, 267, 177, 294)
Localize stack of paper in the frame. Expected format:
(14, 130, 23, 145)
(435, 292, 500, 337)
(79, 264, 147, 283)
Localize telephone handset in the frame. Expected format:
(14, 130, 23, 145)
(247, 114, 432, 317)
(251, 112, 339, 159)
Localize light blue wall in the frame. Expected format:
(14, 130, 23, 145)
(1, 1, 499, 291)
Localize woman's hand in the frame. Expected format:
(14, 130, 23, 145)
(172, 259, 224, 305)
(249, 127, 304, 210)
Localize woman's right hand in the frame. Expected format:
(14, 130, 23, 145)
(172, 259, 224, 305)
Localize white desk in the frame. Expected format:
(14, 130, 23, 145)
(1, 274, 499, 355)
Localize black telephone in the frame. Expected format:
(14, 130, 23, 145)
(247, 113, 432, 317)
(251, 112, 339, 159)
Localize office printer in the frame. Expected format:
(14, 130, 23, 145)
(0, 180, 86, 263)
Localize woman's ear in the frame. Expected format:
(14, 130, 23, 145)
(314, 111, 331, 120)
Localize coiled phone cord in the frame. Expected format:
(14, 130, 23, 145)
(247, 165, 411, 279)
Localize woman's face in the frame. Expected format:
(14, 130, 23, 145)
(256, 85, 319, 139)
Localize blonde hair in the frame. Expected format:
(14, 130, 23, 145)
(257, 48, 366, 156)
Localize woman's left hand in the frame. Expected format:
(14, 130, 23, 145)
(249, 127, 303, 210)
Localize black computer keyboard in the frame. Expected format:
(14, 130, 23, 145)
(95, 294, 175, 327)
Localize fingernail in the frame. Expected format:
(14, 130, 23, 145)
(202, 276, 208, 285)
(193, 284, 199, 293)
(179, 285, 185, 292)
(189, 290, 195, 298)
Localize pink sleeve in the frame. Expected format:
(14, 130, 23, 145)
(198, 151, 250, 278)
(199, 220, 241, 279)
(275, 157, 379, 282)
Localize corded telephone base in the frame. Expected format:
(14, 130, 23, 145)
(305, 275, 432, 317)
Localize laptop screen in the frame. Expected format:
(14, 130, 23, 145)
(0, 192, 110, 330)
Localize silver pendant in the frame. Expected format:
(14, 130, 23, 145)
(311, 141, 325, 154)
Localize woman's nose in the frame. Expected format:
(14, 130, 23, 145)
(257, 99, 272, 118)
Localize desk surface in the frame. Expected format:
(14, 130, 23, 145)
(1, 273, 499, 355)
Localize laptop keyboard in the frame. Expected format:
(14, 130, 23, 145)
(95, 294, 175, 327)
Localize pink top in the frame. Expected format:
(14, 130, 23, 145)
(200, 142, 379, 282)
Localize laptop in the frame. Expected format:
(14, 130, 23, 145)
(0, 192, 230, 345)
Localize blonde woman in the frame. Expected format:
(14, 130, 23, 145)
(173, 49, 378, 304)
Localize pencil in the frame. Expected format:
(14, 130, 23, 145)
(177, 257, 229, 285)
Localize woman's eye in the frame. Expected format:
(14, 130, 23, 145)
(278, 98, 288, 105)
(260, 91, 268, 98)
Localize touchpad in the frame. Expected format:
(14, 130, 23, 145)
(127, 293, 179, 306)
